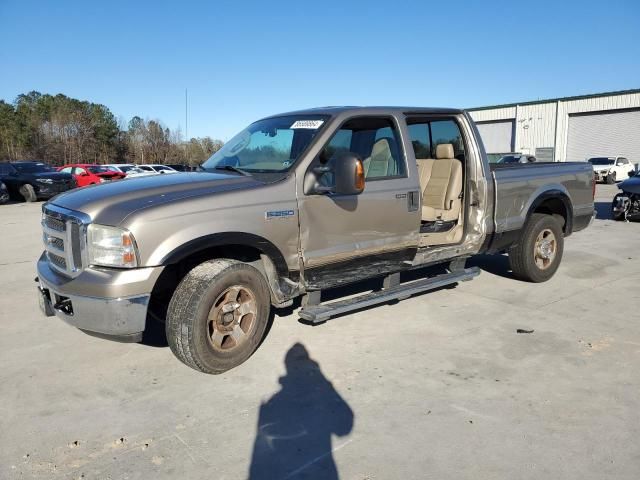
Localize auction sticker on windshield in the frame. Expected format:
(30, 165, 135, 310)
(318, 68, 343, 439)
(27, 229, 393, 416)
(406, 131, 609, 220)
(290, 120, 324, 129)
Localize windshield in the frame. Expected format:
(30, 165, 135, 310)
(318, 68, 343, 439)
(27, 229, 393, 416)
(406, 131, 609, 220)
(12, 162, 53, 173)
(87, 166, 112, 174)
(588, 158, 615, 165)
(202, 114, 329, 173)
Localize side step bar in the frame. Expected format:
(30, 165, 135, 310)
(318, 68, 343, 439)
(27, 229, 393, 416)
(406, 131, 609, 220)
(299, 266, 480, 324)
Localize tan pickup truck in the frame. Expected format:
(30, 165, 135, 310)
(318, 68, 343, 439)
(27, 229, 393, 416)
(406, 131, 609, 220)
(37, 107, 595, 374)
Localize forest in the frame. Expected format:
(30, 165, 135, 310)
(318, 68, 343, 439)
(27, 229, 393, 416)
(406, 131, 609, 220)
(0, 91, 223, 166)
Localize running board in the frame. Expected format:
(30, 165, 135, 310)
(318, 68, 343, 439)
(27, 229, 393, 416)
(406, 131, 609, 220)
(299, 266, 480, 324)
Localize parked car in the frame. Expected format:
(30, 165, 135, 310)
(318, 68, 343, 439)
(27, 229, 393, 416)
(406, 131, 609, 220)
(0, 181, 9, 204)
(166, 164, 193, 172)
(0, 161, 75, 202)
(612, 169, 640, 221)
(58, 164, 126, 187)
(588, 156, 635, 184)
(497, 153, 537, 164)
(36, 106, 595, 374)
(137, 164, 178, 174)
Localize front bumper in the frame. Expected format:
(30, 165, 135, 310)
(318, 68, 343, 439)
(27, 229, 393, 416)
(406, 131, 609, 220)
(36, 252, 164, 342)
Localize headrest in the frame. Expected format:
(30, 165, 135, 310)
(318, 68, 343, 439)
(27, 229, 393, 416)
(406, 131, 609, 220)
(371, 138, 392, 158)
(436, 143, 454, 159)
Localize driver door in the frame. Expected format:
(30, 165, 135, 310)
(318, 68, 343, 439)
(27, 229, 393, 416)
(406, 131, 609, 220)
(297, 115, 420, 290)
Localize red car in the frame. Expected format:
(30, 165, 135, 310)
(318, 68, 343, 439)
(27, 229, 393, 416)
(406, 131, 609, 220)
(57, 164, 125, 187)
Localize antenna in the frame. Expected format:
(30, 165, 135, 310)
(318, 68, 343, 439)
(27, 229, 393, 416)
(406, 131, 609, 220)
(185, 88, 188, 142)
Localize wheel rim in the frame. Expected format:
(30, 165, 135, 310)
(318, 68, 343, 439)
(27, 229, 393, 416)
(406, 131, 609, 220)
(207, 285, 257, 351)
(534, 228, 557, 270)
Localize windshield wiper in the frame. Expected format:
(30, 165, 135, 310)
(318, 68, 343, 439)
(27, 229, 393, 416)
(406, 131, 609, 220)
(213, 165, 248, 176)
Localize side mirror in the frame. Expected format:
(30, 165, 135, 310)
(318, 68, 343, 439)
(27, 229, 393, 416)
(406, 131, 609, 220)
(334, 152, 365, 195)
(80, 172, 89, 176)
(309, 152, 365, 195)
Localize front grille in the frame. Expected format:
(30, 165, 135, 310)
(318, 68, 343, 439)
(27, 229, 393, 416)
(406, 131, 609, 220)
(42, 206, 89, 277)
(48, 252, 67, 270)
(44, 216, 65, 232)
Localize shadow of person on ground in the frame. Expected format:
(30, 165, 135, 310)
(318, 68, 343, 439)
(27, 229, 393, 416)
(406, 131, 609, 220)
(248, 343, 354, 480)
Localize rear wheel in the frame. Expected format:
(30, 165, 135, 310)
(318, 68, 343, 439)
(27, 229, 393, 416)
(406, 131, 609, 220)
(509, 213, 564, 282)
(166, 259, 271, 374)
(19, 184, 37, 202)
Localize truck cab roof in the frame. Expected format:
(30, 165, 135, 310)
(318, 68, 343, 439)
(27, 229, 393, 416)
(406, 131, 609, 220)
(262, 106, 464, 120)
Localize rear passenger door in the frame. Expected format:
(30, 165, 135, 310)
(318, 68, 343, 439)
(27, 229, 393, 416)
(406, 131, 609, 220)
(298, 115, 421, 289)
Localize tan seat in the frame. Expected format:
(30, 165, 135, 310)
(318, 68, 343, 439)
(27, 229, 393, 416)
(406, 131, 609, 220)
(417, 144, 462, 222)
(362, 138, 397, 178)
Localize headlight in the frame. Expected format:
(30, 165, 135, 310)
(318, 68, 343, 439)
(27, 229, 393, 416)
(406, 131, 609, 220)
(87, 224, 138, 268)
(0, 183, 6, 191)
(36, 178, 54, 184)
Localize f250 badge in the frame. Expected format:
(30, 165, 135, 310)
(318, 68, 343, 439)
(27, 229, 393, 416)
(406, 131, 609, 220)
(265, 210, 295, 220)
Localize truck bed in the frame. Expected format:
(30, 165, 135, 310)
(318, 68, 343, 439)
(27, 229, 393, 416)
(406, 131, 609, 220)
(490, 161, 594, 234)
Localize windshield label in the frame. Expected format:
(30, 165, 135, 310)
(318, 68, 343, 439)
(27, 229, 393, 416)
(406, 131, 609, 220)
(290, 120, 324, 129)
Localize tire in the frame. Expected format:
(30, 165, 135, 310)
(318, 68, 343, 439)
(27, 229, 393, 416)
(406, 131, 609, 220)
(611, 193, 626, 221)
(509, 213, 564, 283)
(166, 259, 271, 374)
(19, 183, 37, 202)
(606, 172, 616, 184)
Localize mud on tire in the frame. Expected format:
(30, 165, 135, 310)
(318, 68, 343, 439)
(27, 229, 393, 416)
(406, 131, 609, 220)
(165, 259, 271, 374)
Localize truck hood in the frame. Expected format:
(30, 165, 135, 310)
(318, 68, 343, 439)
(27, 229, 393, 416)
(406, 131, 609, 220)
(33, 171, 73, 181)
(591, 164, 613, 171)
(619, 175, 640, 194)
(50, 171, 263, 226)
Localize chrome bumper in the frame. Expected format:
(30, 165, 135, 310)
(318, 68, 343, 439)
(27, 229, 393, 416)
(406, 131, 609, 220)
(36, 252, 164, 342)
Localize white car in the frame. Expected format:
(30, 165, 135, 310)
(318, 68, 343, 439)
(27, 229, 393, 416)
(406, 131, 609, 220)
(588, 156, 635, 184)
(138, 164, 179, 174)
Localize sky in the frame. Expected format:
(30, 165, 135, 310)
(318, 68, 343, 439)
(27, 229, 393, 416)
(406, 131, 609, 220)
(1, 0, 639, 140)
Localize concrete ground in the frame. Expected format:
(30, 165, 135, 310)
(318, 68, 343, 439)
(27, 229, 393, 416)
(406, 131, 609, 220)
(1, 184, 639, 480)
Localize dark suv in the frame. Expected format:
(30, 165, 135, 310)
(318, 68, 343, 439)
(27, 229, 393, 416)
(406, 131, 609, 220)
(0, 161, 76, 202)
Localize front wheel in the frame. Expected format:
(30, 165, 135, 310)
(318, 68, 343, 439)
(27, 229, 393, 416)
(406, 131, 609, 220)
(606, 172, 616, 184)
(166, 259, 271, 374)
(19, 183, 37, 202)
(509, 213, 564, 282)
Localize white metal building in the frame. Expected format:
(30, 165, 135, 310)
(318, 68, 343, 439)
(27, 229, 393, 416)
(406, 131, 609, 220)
(467, 89, 640, 163)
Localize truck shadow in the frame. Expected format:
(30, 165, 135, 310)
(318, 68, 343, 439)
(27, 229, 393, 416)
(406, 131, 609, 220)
(467, 253, 515, 280)
(247, 342, 354, 479)
(594, 201, 612, 220)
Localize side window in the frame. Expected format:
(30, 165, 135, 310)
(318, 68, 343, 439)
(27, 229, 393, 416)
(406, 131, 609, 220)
(60, 167, 73, 174)
(430, 120, 465, 160)
(407, 118, 465, 160)
(74, 167, 86, 175)
(318, 117, 405, 181)
(407, 124, 431, 159)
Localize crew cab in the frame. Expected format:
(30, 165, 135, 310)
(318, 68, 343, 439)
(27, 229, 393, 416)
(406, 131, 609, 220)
(0, 161, 75, 202)
(36, 107, 595, 374)
(58, 164, 125, 187)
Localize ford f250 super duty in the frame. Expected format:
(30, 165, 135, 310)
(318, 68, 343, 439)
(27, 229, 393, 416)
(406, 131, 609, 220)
(36, 107, 596, 374)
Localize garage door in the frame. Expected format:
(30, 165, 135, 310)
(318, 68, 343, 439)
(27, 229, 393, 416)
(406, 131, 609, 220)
(566, 109, 640, 163)
(475, 120, 515, 154)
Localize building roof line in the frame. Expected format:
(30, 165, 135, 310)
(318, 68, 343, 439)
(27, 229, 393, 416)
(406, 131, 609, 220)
(467, 88, 640, 112)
